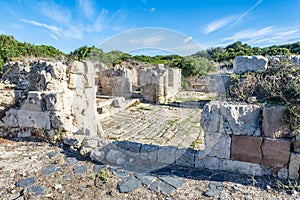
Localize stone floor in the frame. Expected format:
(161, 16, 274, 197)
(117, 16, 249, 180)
(100, 103, 204, 150)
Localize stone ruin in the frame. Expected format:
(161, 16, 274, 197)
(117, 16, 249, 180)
(96, 62, 182, 104)
(0, 56, 299, 181)
(0, 60, 103, 139)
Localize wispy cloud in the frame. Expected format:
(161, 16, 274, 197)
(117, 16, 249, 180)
(205, 15, 237, 34)
(150, 8, 156, 12)
(21, 19, 62, 34)
(205, 0, 263, 34)
(39, 1, 71, 24)
(93, 9, 109, 32)
(183, 36, 192, 44)
(49, 33, 59, 40)
(228, 0, 263, 29)
(222, 26, 273, 41)
(78, 0, 95, 19)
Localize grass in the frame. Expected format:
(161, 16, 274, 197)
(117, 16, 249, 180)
(138, 106, 152, 111)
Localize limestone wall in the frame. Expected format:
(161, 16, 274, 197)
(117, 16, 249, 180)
(0, 60, 102, 139)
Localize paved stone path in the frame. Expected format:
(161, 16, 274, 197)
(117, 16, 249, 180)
(100, 103, 204, 150)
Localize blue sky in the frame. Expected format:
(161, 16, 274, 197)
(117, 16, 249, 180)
(1, 0, 300, 55)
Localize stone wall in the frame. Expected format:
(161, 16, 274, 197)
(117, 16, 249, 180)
(233, 56, 268, 74)
(199, 101, 299, 179)
(0, 60, 103, 139)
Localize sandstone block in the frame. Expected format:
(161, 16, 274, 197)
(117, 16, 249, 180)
(231, 135, 263, 164)
(233, 56, 268, 74)
(288, 153, 300, 179)
(261, 138, 291, 172)
(263, 106, 291, 138)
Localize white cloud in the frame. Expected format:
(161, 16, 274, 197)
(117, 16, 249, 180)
(21, 19, 62, 34)
(205, 15, 237, 34)
(228, 0, 263, 29)
(222, 26, 273, 41)
(50, 33, 59, 40)
(93, 9, 109, 32)
(21, 19, 84, 40)
(78, 0, 95, 19)
(183, 36, 192, 44)
(150, 8, 155, 12)
(39, 1, 71, 24)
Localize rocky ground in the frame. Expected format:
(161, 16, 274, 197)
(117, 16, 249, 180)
(0, 137, 299, 200)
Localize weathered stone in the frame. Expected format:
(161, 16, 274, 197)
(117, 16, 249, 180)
(140, 144, 158, 162)
(90, 148, 105, 162)
(175, 148, 196, 168)
(118, 177, 140, 193)
(207, 134, 231, 159)
(277, 167, 288, 179)
(231, 135, 263, 164)
(16, 177, 35, 188)
(73, 165, 88, 175)
(263, 106, 291, 138)
(288, 153, 300, 179)
(93, 164, 106, 172)
(158, 175, 186, 189)
(41, 166, 60, 174)
(220, 160, 269, 176)
(261, 138, 291, 172)
(157, 146, 177, 164)
(2, 109, 18, 127)
(27, 186, 47, 196)
(106, 149, 126, 165)
(201, 101, 261, 137)
(17, 110, 51, 130)
(117, 141, 141, 158)
(293, 139, 300, 154)
(233, 56, 268, 74)
(65, 157, 78, 166)
(111, 168, 132, 179)
(135, 173, 156, 187)
(195, 155, 220, 170)
(20, 93, 43, 111)
(46, 151, 58, 158)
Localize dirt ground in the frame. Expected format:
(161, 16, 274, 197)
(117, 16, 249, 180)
(0, 137, 298, 200)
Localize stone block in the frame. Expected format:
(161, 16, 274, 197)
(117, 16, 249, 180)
(288, 153, 300, 179)
(195, 155, 220, 170)
(233, 56, 268, 74)
(219, 160, 268, 176)
(261, 138, 291, 172)
(207, 134, 231, 159)
(231, 135, 263, 164)
(69, 61, 94, 75)
(90, 148, 105, 163)
(175, 148, 196, 168)
(2, 109, 18, 127)
(140, 144, 158, 162)
(293, 139, 300, 154)
(263, 106, 291, 138)
(17, 110, 51, 130)
(117, 141, 141, 159)
(106, 149, 126, 165)
(157, 146, 177, 164)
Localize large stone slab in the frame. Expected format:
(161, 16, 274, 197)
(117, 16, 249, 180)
(233, 56, 268, 74)
(201, 101, 262, 137)
(231, 135, 263, 164)
(207, 134, 231, 159)
(263, 106, 291, 138)
(261, 138, 291, 172)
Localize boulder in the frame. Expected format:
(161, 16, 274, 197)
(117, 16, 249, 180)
(233, 56, 268, 74)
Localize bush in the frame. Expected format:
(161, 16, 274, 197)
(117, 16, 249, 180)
(226, 60, 300, 134)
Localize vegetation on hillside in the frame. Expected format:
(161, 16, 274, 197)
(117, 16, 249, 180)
(0, 35, 65, 69)
(1, 33, 300, 78)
